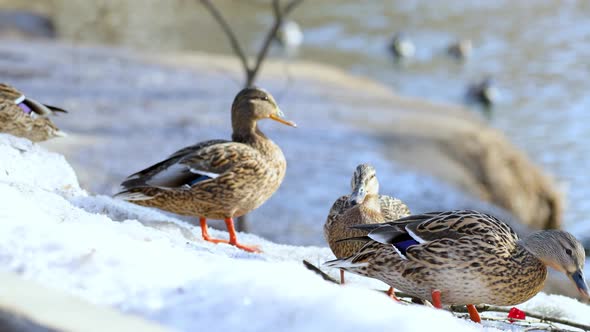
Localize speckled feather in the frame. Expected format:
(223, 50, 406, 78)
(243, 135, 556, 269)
(326, 210, 550, 306)
(115, 88, 290, 220)
(0, 84, 66, 142)
(324, 164, 410, 259)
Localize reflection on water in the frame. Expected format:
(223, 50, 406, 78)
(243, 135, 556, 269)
(2, 0, 590, 230)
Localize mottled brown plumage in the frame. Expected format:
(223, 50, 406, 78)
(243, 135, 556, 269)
(325, 210, 589, 322)
(115, 87, 296, 252)
(324, 164, 409, 286)
(324, 164, 410, 259)
(0, 83, 67, 142)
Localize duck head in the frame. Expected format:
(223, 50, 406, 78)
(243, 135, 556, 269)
(348, 164, 379, 206)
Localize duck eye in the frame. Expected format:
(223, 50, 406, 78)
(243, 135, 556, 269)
(565, 248, 573, 256)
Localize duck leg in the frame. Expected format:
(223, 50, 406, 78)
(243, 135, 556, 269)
(386, 287, 400, 301)
(340, 269, 345, 284)
(466, 304, 481, 323)
(199, 218, 229, 244)
(431, 289, 442, 309)
(225, 218, 261, 253)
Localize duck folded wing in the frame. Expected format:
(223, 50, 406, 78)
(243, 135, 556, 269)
(122, 140, 263, 190)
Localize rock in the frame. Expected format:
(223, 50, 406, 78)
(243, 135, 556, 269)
(378, 111, 562, 230)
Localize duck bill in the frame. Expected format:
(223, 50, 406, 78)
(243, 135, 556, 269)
(570, 270, 590, 299)
(347, 188, 366, 206)
(269, 109, 296, 127)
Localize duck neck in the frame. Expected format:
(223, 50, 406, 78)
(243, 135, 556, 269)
(519, 231, 563, 272)
(359, 195, 383, 220)
(231, 117, 269, 149)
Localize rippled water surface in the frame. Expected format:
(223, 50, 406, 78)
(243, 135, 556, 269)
(4, 0, 590, 230)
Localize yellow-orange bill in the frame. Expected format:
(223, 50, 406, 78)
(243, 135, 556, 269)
(269, 114, 297, 127)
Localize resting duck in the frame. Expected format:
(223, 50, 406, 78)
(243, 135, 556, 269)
(115, 87, 296, 253)
(389, 33, 415, 59)
(0, 83, 67, 142)
(324, 210, 589, 323)
(324, 163, 410, 287)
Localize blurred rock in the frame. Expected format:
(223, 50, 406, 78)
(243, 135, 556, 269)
(378, 106, 561, 231)
(0, 10, 56, 39)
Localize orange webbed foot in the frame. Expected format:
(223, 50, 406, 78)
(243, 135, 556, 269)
(466, 304, 481, 323)
(387, 287, 400, 302)
(231, 242, 262, 253)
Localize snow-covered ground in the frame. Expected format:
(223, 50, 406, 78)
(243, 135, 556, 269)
(1, 135, 589, 331)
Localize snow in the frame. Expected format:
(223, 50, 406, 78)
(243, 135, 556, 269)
(0, 133, 589, 332)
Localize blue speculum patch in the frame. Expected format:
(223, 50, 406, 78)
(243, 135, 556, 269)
(188, 175, 211, 186)
(393, 235, 419, 256)
(17, 102, 32, 114)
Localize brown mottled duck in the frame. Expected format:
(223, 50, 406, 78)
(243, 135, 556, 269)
(324, 164, 410, 292)
(115, 87, 296, 253)
(0, 83, 67, 142)
(324, 210, 589, 323)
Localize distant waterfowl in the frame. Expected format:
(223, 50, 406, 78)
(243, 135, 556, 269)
(324, 164, 410, 292)
(447, 39, 472, 60)
(115, 87, 296, 253)
(324, 210, 589, 323)
(467, 77, 499, 107)
(389, 33, 415, 59)
(0, 83, 67, 142)
(276, 20, 303, 48)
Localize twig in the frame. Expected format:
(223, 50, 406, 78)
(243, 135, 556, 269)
(302, 259, 340, 284)
(199, 0, 250, 79)
(246, 0, 304, 86)
(301, 260, 422, 303)
(451, 305, 590, 331)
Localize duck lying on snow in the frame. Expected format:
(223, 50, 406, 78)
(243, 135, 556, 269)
(324, 210, 589, 323)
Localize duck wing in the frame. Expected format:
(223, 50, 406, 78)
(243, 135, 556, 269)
(378, 195, 411, 221)
(120, 139, 265, 190)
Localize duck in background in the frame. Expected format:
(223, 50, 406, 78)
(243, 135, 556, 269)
(389, 32, 415, 59)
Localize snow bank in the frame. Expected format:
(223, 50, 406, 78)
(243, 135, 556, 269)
(0, 134, 587, 332)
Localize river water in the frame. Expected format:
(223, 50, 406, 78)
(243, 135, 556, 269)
(3, 0, 590, 233)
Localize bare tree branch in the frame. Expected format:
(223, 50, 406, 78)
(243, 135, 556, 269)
(199, 0, 250, 79)
(247, 0, 304, 87)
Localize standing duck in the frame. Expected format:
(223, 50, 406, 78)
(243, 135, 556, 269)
(324, 210, 589, 323)
(324, 164, 410, 287)
(0, 83, 67, 142)
(115, 87, 296, 253)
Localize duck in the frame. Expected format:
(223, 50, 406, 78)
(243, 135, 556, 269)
(0, 83, 67, 142)
(324, 210, 589, 323)
(467, 77, 499, 107)
(447, 39, 472, 60)
(114, 87, 296, 253)
(389, 33, 415, 59)
(324, 163, 410, 288)
(276, 20, 303, 49)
